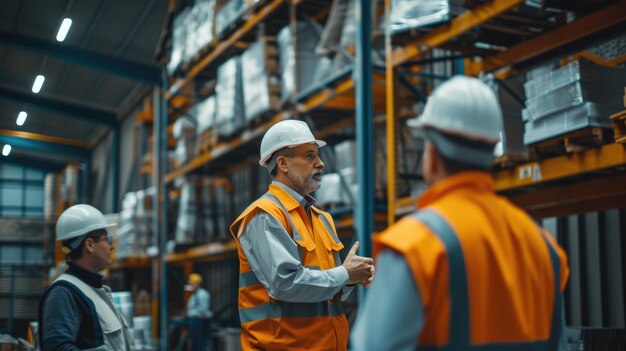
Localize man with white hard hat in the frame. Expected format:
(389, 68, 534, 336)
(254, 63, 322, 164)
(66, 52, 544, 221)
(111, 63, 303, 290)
(351, 76, 569, 350)
(230, 119, 375, 350)
(38, 204, 132, 351)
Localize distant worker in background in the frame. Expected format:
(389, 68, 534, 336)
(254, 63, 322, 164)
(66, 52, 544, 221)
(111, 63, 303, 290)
(352, 76, 569, 350)
(230, 119, 375, 350)
(185, 273, 213, 351)
(38, 204, 132, 351)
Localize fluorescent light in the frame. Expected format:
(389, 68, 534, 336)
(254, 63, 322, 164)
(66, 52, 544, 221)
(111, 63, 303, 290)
(32, 75, 45, 93)
(2, 145, 11, 157)
(56, 18, 72, 42)
(16, 111, 28, 126)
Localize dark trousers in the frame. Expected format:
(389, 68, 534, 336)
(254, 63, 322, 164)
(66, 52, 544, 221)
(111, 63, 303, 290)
(188, 318, 210, 351)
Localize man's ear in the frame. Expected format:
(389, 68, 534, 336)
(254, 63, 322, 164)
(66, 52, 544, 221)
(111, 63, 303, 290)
(276, 155, 290, 174)
(83, 237, 95, 253)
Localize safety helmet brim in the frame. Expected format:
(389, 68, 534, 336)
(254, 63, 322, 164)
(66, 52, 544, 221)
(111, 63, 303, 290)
(58, 222, 117, 242)
(259, 139, 326, 167)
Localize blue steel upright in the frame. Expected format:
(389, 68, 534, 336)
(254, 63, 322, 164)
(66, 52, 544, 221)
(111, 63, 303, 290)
(153, 67, 169, 351)
(112, 125, 120, 213)
(354, 0, 374, 301)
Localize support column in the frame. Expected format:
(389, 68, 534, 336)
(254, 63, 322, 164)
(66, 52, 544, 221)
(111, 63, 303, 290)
(355, 0, 374, 301)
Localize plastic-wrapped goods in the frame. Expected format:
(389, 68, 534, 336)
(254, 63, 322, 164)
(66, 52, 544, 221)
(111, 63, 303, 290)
(213, 181, 233, 241)
(317, 173, 343, 206)
(117, 192, 138, 260)
(132, 316, 153, 350)
(524, 60, 626, 101)
(334, 140, 356, 171)
(196, 96, 216, 133)
(199, 179, 217, 243)
(242, 38, 281, 122)
(524, 102, 616, 145)
(316, 168, 357, 206)
(168, 8, 190, 74)
(175, 178, 200, 244)
(316, 0, 352, 56)
(215, 56, 245, 139)
(215, 0, 247, 37)
(525, 80, 626, 121)
(193, 0, 215, 55)
(490, 75, 527, 159)
(172, 115, 197, 165)
(278, 23, 324, 102)
(172, 115, 196, 140)
(390, 0, 450, 34)
(135, 189, 153, 252)
(195, 96, 216, 155)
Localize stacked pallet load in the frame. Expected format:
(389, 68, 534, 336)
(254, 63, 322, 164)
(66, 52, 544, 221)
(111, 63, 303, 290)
(277, 22, 326, 103)
(195, 96, 217, 154)
(172, 115, 197, 167)
(215, 56, 245, 140)
(241, 35, 281, 125)
(523, 59, 626, 155)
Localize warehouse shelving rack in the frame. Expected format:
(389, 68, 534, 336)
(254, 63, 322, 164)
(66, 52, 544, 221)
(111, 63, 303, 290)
(110, 0, 626, 347)
(384, 0, 626, 224)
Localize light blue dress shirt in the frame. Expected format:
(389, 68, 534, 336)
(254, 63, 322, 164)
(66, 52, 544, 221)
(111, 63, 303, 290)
(238, 181, 354, 303)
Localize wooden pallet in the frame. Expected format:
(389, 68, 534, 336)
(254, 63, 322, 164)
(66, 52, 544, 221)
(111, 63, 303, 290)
(493, 154, 529, 169)
(528, 127, 614, 158)
(196, 128, 217, 154)
(609, 109, 626, 144)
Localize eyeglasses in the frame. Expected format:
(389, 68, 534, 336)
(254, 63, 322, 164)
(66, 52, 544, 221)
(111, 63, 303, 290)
(88, 233, 113, 245)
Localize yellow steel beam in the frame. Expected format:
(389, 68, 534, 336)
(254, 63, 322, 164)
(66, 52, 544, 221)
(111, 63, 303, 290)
(297, 78, 355, 113)
(477, 0, 626, 73)
(167, 0, 286, 99)
(0, 129, 88, 148)
(385, 0, 397, 226)
(110, 254, 151, 270)
(508, 172, 626, 218)
(392, 0, 523, 67)
(165, 240, 238, 263)
(494, 143, 626, 191)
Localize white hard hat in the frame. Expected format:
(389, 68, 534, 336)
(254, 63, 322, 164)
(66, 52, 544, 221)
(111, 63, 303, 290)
(56, 204, 116, 243)
(259, 120, 326, 167)
(407, 75, 502, 144)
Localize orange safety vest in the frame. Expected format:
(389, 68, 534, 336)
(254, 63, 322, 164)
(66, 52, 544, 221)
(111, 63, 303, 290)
(230, 184, 349, 351)
(374, 172, 569, 350)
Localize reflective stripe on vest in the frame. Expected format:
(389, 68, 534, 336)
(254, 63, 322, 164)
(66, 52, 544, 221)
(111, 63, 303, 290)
(413, 210, 562, 351)
(239, 300, 345, 324)
(239, 266, 322, 288)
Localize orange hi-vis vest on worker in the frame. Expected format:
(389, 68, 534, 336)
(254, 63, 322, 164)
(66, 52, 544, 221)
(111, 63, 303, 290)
(374, 172, 569, 350)
(230, 184, 349, 351)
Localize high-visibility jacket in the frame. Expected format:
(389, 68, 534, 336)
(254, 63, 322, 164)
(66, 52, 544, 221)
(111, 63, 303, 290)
(230, 183, 349, 351)
(374, 172, 569, 350)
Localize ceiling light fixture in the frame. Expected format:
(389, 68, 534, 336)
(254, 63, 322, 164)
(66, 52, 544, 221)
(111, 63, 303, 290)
(32, 75, 45, 93)
(16, 111, 28, 126)
(56, 18, 72, 42)
(2, 145, 11, 157)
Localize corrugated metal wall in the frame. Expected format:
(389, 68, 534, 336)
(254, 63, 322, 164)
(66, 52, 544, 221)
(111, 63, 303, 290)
(544, 208, 626, 328)
(0, 265, 43, 332)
